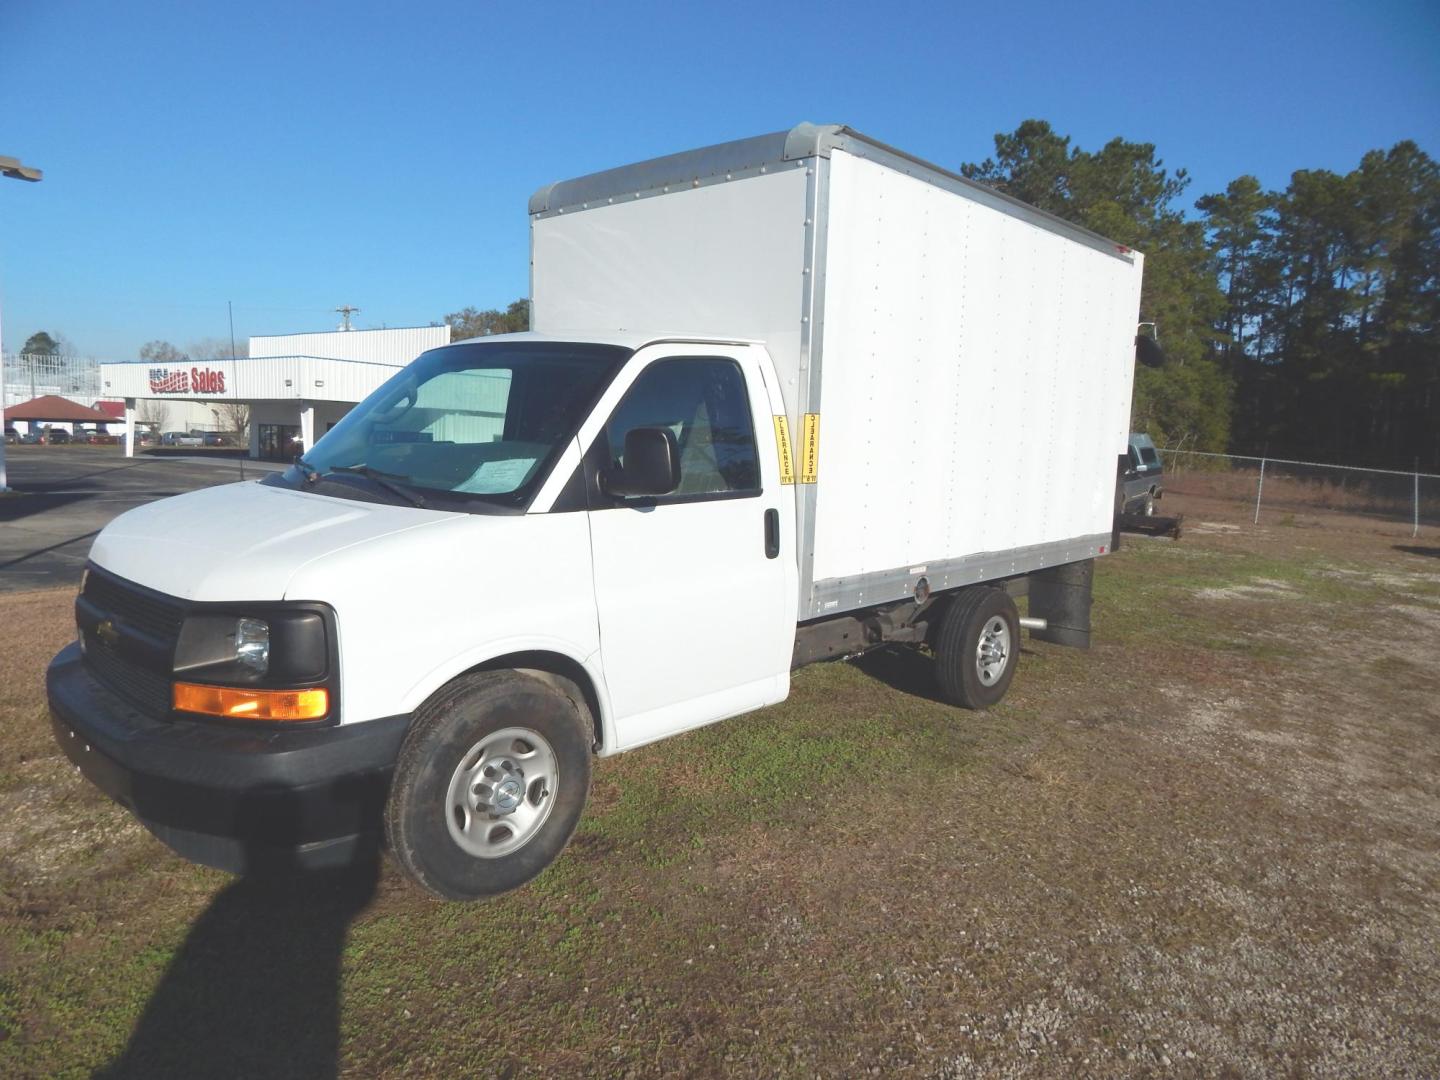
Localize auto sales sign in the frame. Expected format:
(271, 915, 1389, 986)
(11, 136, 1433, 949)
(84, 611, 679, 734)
(148, 366, 226, 395)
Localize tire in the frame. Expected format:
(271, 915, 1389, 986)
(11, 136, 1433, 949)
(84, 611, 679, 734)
(1142, 493, 1156, 517)
(385, 670, 592, 901)
(933, 586, 1020, 709)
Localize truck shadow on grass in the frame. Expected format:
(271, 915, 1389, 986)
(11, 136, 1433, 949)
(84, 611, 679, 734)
(96, 854, 380, 1080)
(848, 644, 944, 702)
(849, 642, 1041, 705)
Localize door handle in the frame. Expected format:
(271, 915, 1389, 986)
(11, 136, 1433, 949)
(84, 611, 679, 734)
(764, 508, 780, 559)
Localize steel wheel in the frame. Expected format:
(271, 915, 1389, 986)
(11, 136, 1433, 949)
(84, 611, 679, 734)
(444, 726, 559, 859)
(974, 615, 1012, 686)
(934, 586, 1021, 709)
(387, 671, 592, 900)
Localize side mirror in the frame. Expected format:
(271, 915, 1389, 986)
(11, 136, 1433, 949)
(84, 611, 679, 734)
(1135, 334, 1166, 369)
(603, 427, 680, 498)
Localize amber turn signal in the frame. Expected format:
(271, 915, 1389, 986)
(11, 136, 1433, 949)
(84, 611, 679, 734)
(173, 682, 329, 721)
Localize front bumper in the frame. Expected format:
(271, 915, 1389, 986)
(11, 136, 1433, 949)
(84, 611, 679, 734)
(47, 642, 409, 874)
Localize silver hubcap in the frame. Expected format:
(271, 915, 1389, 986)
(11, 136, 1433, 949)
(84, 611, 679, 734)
(445, 727, 558, 859)
(975, 616, 1011, 686)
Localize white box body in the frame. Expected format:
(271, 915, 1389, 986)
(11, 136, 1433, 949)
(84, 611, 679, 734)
(531, 125, 1144, 619)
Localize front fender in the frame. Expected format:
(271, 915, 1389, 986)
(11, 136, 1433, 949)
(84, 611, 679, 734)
(400, 635, 615, 752)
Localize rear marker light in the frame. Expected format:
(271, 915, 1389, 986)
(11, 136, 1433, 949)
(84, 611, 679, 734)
(173, 683, 329, 722)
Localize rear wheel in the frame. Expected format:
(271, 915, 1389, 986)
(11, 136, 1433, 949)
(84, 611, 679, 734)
(933, 587, 1020, 709)
(385, 671, 592, 900)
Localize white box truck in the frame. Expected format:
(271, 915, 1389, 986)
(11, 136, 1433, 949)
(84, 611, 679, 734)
(49, 124, 1144, 899)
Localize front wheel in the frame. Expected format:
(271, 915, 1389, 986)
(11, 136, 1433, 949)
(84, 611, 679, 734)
(933, 586, 1020, 709)
(385, 671, 592, 900)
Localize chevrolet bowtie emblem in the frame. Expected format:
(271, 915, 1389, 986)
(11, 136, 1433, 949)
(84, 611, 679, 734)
(95, 619, 121, 649)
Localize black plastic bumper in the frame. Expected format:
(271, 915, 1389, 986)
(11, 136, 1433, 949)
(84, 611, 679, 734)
(47, 642, 409, 874)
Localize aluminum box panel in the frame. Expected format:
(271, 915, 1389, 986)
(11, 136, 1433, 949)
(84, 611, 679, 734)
(809, 150, 1141, 594)
(531, 165, 811, 407)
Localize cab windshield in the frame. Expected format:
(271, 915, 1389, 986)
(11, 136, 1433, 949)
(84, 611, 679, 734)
(282, 341, 629, 509)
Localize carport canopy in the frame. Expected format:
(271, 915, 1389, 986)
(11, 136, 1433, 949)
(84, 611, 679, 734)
(4, 395, 115, 425)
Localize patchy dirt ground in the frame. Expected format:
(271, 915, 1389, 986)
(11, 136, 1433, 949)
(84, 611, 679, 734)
(1, 516, 1437, 1078)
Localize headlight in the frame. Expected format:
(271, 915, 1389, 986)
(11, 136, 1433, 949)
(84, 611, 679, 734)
(172, 609, 330, 688)
(170, 606, 334, 722)
(235, 618, 270, 675)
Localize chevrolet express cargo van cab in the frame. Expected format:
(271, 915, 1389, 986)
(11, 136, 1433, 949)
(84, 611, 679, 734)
(50, 124, 1145, 900)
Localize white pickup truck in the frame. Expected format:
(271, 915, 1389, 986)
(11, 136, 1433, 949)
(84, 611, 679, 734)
(49, 124, 1144, 899)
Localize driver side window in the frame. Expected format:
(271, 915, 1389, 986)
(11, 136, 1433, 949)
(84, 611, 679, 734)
(602, 358, 759, 497)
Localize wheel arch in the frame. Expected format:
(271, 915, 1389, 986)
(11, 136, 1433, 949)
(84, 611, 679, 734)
(402, 642, 612, 753)
(479, 651, 607, 753)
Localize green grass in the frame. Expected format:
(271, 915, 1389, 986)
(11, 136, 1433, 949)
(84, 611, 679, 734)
(1090, 540, 1392, 650)
(4, 533, 1438, 1076)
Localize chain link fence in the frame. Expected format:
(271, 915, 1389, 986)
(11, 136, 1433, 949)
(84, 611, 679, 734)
(1158, 450, 1439, 538)
(2, 353, 102, 408)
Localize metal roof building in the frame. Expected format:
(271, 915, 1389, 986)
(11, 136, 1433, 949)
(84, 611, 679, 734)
(100, 325, 449, 460)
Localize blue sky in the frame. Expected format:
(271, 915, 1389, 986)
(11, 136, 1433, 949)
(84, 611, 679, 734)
(1, 0, 1436, 361)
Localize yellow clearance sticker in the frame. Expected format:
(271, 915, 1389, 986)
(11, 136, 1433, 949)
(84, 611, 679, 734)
(801, 413, 820, 484)
(772, 415, 795, 485)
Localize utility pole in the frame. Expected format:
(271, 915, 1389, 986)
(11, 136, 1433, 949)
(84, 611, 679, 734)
(230, 301, 244, 481)
(335, 304, 360, 331)
(0, 154, 44, 493)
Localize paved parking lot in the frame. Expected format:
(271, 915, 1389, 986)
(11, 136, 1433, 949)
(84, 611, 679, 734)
(0, 447, 282, 592)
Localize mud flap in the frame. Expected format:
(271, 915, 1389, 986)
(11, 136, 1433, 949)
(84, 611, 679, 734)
(1028, 559, 1093, 649)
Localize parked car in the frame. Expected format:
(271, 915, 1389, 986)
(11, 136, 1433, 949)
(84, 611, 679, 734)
(1121, 433, 1165, 515)
(160, 431, 204, 447)
(202, 433, 229, 447)
(85, 432, 120, 445)
(46, 429, 72, 445)
(19, 431, 42, 444)
(3, 428, 16, 444)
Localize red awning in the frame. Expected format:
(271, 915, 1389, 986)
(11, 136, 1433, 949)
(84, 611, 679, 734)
(3, 395, 116, 423)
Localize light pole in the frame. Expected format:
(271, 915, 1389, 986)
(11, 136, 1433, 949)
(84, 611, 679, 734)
(0, 155, 44, 493)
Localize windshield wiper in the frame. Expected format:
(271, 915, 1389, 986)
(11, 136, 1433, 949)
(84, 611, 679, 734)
(325, 465, 428, 507)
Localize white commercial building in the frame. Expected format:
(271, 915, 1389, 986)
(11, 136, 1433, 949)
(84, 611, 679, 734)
(100, 325, 450, 460)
